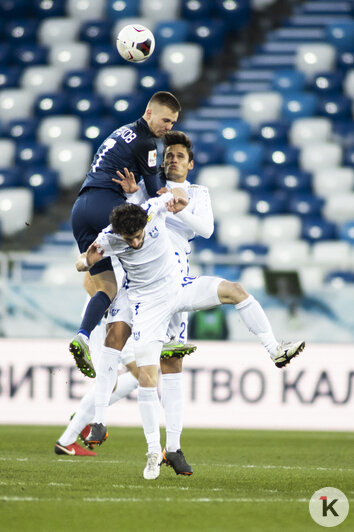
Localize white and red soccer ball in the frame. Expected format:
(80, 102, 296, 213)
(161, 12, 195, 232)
(116, 24, 155, 63)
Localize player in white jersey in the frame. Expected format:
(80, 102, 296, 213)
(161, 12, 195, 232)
(77, 190, 305, 480)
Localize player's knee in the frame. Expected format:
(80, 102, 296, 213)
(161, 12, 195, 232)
(231, 282, 249, 303)
(105, 321, 131, 350)
(218, 280, 249, 304)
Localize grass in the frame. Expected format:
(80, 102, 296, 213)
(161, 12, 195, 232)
(0, 426, 353, 532)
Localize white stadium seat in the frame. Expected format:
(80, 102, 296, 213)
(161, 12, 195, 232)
(38, 18, 80, 45)
(298, 266, 324, 291)
(343, 69, 354, 99)
(66, 0, 106, 20)
(299, 142, 342, 172)
(49, 43, 90, 71)
(323, 193, 354, 224)
(313, 167, 354, 198)
(0, 188, 33, 237)
(239, 266, 266, 290)
(160, 44, 203, 89)
(289, 117, 332, 148)
(37, 116, 81, 145)
(240, 92, 283, 127)
(211, 190, 250, 220)
(217, 215, 260, 249)
(0, 139, 16, 166)
(0, 89, 34, 121)
(94, 67, 138, 98)
(295, 44, 336, 79)
(260, 215, 301, 244)
(48, 141, 92, 189)
(266, 240, 310, 270)
(140, 0, 180, 21)
(311, 241, 352, 272)
(21, 66, 63, 94)
(196, 165, 240, 192)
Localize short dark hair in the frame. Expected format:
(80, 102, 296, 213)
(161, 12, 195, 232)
(148, 91, 181, 113)
(110, 203, 148, 235)
(162, 130, 194, 162)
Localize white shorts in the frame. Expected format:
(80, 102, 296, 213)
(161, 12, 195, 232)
(107, 288, 132, 326)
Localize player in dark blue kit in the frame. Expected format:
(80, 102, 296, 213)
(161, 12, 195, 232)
(70, 91, 181, 376)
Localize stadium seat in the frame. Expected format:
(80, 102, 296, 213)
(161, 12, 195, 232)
(250, 192, 287, 216)
(255, 121, 287, 144)
(289, 117, 332, 148)
(49, 42, 90, 71)
(301, 217, 337, 242)
(271, 68, 306, 92)
(182, 0, 213, 20)
(67, 0, 106, 20)
(217, 215, 260, 249)
(80, 117, 116, 150)
(79, 20, 113, 44)
(310, 71, 344, 94)
(313, 167, 354, 198)
(339, 221, 354, 244)
(160, 43, 203, 89)
(141, 0, 180, 22)
(21, 166, 59, 210)
(33, 0, 65, 18)
(5, 19, 39, 44)
(239, 170, 274, 192)
(0, 67, 21, 89)
(225, 142, 264, 173)
(318, 94, 352, 119)
(192, 140, 224, 167)
(332, 120, 354, 148)
(325, 21, 354, 52)
(237, 243, 269, 265)
(37, 116, 81, 145)
(4, 118, 38, 140)
(298, 266, 324, 290)
(211, 190, 250, 220)
(0, 89, 34, 121)
(21, 66, 63, 94)
(188, 19, 225, 58)
(0, 167, 21, 188)
(275, 167, 312, 192)
(196, 165, 240, 191)
(0, 139, 16, 166)
(38, 18, 80, 45)
(343, 69, 354, 99)
(94, 66, 138, 97)
(218, 119, 251, 144)
(295, 44, 337, 79)
(1, 0, 31, 17)
(311, 240, 352, 272)
(215, 0, 251, 30)
(154, 21, 189, 50)
(259, 214, 301, 244)
(266, 240, 310, 270)
(69, 92, 105, 117)
(325, 270, 354, 287)
(13, 44, 48, 66)
(323, 193, 354, 224)
(239, 266, 265, 291)
(344, 147, 354, 166)
(282, 92, 318, 120)
(90, 44, 124, 67)
(299, 142, 342, 172)
(0, 187, 33, 237)
(15, 141, 48, 166)
(287, 193, 325, 217)
(337, 50, 354, 72)
(34, 93, 69, 116)
(106, 0, 139, 18)
(240, 92, 283, 127)
(63, 69, 95, 94)
(264, 144, 299, 167)
(137, 68, 170, 97)
(48, 140, 92, 189)
(109, 93, 146, 123)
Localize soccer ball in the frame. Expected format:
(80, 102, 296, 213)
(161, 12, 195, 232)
(116, 24, 155, 63)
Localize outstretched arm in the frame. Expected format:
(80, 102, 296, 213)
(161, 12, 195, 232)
(112, 167, 140, 194)
(75, 242, 104, 272)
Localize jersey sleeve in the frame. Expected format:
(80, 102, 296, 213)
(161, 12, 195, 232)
(95, 226, 115, 258)
(134, 137, 163, 196)
(174, 185, 214, 238)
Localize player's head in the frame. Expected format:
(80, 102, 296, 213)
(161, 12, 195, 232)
(161, 131, 194, 183)
(110, 203, 148, 249)
(143, 91, 181, 138)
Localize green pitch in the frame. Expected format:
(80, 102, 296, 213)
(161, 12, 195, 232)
(0, 426, 353, 532)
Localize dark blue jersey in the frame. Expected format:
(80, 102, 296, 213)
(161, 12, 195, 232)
(79, 117, 162, 197)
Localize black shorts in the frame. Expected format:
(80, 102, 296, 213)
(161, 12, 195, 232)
(71, 187, 125, 275)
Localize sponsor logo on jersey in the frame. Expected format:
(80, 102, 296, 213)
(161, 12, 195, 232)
(148, 149, 157, 167)
(148, 226, 159, 238)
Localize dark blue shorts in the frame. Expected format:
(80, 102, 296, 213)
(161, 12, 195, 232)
(71, 187, 125, 275)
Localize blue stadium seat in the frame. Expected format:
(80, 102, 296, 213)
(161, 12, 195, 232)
(264, 144, 299, 167)
(80, 117, 117, 150)
(106, 0, 139, 18)
(337, 50, 354, 72)
(137, 68, 170, 97)
(236, 243, 269, 265)
(109, 93, 146, 124)
(338, 220, 354, 244)
(33, 0, 65, 17)
(325, 21, 354, 52)
(70, 92, 105, 117)
(0, 67, 21, 89)
(188, 19, 225, 57)
(325, 271, 354, 285)
(215, 0, 250, 30)
(344, 147, 354, 166)
(255, 121, 288, 144)
(225, 142, 264, 173)
(62, 69, 95, 93)
(1, 0, 32, 17)
(90, 44, 124, 67)
(0, 167, 22, 188)
(287, 194, 325, 217)
(239, 170, 274, 192)
(5, 19, 38, 44)
(275, 167, 312, 193)
(182, 0, 213, 20)
(192, 140, 224, 167)
(0, 44, 12, 65)
(13, 44, 48, 66)
(301, 217, 337, 242)
(218, 119, 251, 144)
(207, 264, 241, 281)
(15, 141, 48, 167)
(79, 20, 113, 44)
(154, 21, 189, 50)
(21, 166, 59, 211)
(192, 236, 229, 255)
(332, 120, 354, 148)
(250, 192, 287, 216)
(309, 71, 344, 94)
(34, 93, 69, 116)
(282, 92, 318, 120)
(318, 94, 352, 119)
(4, 118, 39, 140)
(273, 69, 307, 94)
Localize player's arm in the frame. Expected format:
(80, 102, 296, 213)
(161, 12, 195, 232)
(174, 186, 214, 237)
(165, 188, 188, 213)
(76, 242, 104, 272)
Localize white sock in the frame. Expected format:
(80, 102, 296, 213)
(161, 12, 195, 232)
(109, 372, 138, 404)
(137, 386, 161, 454)
(93, 346, 121, 425)
(235, 295, 279, 357)
(58, 387, 95, 446)
(162, 373, 183, 452)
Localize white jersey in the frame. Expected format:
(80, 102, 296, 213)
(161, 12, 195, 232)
(95, 192, 181, 301)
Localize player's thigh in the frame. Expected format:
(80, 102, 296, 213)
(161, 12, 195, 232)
(90, 270, 117, 300)
(174, 276, 223, 313)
